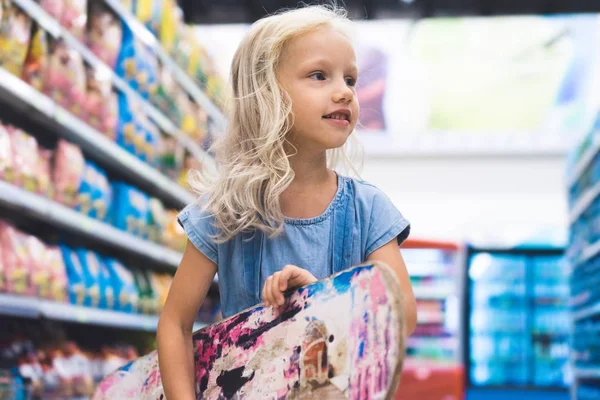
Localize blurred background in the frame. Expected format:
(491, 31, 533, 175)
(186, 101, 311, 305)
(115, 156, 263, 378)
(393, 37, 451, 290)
(0, 0, 597, 399)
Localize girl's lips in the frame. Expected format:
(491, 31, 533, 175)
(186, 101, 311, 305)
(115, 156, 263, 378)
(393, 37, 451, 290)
(323, 117, 350, 127)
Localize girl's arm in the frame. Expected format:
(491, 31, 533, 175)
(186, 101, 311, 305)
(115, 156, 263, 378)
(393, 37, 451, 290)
(367, 239, 417, 336)
(157, 240, 217, 400)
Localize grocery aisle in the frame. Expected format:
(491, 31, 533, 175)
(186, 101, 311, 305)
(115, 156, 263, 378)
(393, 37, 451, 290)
(0, 0, 598, 399)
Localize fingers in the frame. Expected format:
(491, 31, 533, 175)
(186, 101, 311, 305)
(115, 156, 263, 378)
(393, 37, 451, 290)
(262, 265, 310, 308)
(262, 272, 284, 307)
(262, 275, 274, 307)
(271, 271, 284, 306)
(279, 265, 295, 291)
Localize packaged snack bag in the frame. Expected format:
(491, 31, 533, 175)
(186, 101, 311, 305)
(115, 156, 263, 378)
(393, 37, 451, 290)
(176, 91, 197, 139)
(98, 257, 114, 310)
(8, 127, 39, 192)
(85, 66, 112, 134)
(44, 40, 87, 120)
(158, 137, 185, 180)
(102, 257, 139, 313)
(53, 140, 85, 207)
(0, 124, 14, 184)
(132, 269, 156, 314)
(76, 249, 105, 309)
(65, 49, 87, 120)
(115, 23, 138, 91)
(147, 198, 166, 243)
(46, 246, 68, 302)
(76, 161, 112, 221)
(154, 63, 174, 118)
(116, 92, 139, 156)
(159, 0, 179, 54)
(43, 39, 71, 106)
(59, 245, 87, 306)
(162, 209, 186, 252)
(0, 2, 32, 76)
(145, 121, 162, 168)
(26, 235, 50, 298)
(137, 190, 150, 239)
(22, 25, 48, 92)
(61, 0, 87, 41)
(135, 40, 158, 101)
(104, 90, 119, 141)
(0, 223, 30, 295)
(136, 111, 155, 163)
(92, 165, 112, 222)
(76, 162, 96, 217)
(37, 148, 53, 197)
(87, 2, 122, 69)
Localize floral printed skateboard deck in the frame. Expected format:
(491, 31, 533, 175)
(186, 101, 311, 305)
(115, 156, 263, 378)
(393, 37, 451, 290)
(93, 261, 406, 399)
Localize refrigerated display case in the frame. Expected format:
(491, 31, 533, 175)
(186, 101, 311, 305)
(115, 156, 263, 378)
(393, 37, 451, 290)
(465, 246, 570, 397)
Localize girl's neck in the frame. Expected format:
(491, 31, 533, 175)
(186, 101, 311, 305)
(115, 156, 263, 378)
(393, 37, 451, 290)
(287, 150, 331, 188)
(280, 149, 339, 220)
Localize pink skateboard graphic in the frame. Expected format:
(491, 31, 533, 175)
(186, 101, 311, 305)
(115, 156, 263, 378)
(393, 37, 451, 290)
(93, 262, 406, 399)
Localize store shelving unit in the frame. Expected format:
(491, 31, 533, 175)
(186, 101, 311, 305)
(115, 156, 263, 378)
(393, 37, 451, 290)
(0, 181, 183, 268)
(10, 0, 217, 170)
(465, 246, 570, 397)
(102, 0, 227, 131)
(567, 113, 600, 400)
(0, 67, 194, 208)
(398, 239, 465, 400)
(0, 0, 224, 334)
(0, 293, 206, 332)
(401, 239, 462, 364)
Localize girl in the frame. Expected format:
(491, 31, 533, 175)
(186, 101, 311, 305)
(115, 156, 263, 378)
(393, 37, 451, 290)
(157, 5, 417, 399)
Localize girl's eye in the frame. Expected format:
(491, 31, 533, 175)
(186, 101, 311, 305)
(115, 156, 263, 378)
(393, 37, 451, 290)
(310, 72, 326, 81)
(346, 77, 357, 87)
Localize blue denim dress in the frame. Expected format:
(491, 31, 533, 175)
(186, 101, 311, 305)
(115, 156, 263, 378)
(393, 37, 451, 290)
(177, 175, 410, 318)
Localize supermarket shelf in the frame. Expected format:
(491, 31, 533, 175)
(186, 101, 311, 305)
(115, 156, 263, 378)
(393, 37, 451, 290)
(0, 67, 195, 207)
(11, 0, 216, 170)
(569, 181, 600, 224)
(567, 141, 598, 189)
(103, 0, 227, 131)
(574, 367, 600, 380)
(573, 301, 600, 322)
(0, 293, 207, 331)
(0, 181, 183, 269)
(575, 239, 600, 266)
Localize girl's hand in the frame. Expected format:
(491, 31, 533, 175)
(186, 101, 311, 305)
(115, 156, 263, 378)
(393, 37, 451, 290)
(262, 265, 317, 307)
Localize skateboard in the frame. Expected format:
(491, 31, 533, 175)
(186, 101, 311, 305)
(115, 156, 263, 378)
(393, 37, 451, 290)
(93, 261, 406, 399)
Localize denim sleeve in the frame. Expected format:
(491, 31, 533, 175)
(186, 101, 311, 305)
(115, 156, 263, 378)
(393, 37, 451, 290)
(365, 189, 410, 257)
(176, 203, 218, 264)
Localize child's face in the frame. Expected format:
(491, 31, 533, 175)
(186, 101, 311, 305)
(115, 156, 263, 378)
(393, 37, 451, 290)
(278, 26, 359, 152)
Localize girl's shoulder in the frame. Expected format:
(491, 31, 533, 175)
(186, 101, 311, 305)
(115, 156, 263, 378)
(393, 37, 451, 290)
(177, 198, 220, 264)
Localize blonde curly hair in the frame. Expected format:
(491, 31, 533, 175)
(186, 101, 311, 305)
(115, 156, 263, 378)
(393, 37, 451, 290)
(190, 4, 361, 242)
